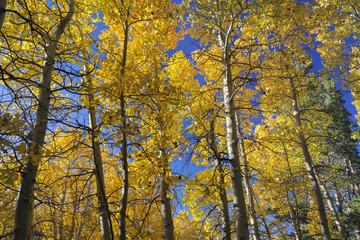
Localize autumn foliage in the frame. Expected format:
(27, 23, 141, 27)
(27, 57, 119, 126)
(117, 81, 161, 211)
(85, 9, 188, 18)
(1, 0, 360, 239)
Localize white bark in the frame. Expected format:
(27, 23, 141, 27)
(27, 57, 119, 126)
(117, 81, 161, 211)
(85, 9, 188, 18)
(319, 181, 346, 239)
(236, 117, 260, 240)
(158, 118, 174, 240)
(222, 54, 249, 240)
(118, 20, 129, 240)
(118, 92, 128, 240)
(214, 0, 249, 238)
(84, 57, 114, 240)
(283, 143, 303, 240)
(218, 26, 249, 240)
(13, 1, 74, 239)
(286, 193, 302, 240)
(216, 160, 232, 240)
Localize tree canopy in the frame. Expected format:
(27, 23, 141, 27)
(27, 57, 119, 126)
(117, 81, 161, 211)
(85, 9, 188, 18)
(1, 0, 360, 239)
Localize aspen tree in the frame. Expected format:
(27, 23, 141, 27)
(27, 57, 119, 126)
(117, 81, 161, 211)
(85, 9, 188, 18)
(13, 1, 74, 239)
(137, 51, 196, 239)
(217, 10, 249, 240)
(187, 101, 232, 239)
(83, 52, 114, 240)
(96, 1, 182, 237)
(118, 19, 129, 240)
(236, 115, 261, 240)
(287, 74, 332, 239)
(184, 0, 254, 237)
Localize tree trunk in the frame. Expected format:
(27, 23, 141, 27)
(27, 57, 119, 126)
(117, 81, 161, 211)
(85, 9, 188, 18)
(160, 171, 174, 240)
(319, 181, 346, 240)
(84, 58, 114, 240)
(158, 118, 175, 240)
(286, 193, 302, 240)
(27, 200, 34, 240)
(13, 1, 74, 239)
(236, 116, 261, 240)
(0, 0, 6, 32)
(118, 91, 128, 240)
(208, 115, 231, 240)
(333, 186, 343, 215)
(218, 27, 249, 240)
(288, 76, 332, 240)
(347, 157, 360, 197)
(118, 20, 129, 240)
(283, 142, 302, 240)
(216, 160, 232, 240)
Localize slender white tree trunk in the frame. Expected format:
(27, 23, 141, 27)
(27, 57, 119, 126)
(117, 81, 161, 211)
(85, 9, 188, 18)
(118, 91, 128, 240)
(319, 181, 346, 239)
(283, 142, 302, 240)
(158, 118, 174, 240)
(217, 26, 249, 239)
(216, 160, 232, 240)
(13, 1, 74, 239)
(222, 55, 249, 240)
(118, 20, 129, 240)
(333, 187, 343, 214)
(236, 117, 260, 240)
(214, 1, 249, 237)
(84, 58, 114, 240)
(286, 193, 302, 240)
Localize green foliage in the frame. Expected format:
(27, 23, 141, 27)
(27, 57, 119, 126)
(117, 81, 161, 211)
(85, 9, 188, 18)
(341, 198, 360, 234)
